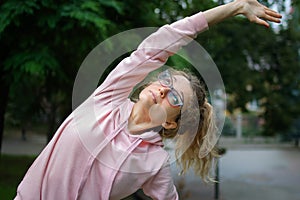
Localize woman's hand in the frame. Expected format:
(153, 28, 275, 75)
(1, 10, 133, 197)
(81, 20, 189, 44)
(203, 0, 282, 27)
(235, 0, 282, 27)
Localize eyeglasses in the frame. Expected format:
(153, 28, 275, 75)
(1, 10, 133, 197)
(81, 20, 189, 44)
(157, 70, 184, 107)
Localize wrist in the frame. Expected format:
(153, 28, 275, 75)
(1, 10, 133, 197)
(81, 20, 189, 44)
(230, 0, 244, 16)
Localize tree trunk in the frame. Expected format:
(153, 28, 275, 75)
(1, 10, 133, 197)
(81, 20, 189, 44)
(47, 103, 57, 143)
(0, 78, 10, 154)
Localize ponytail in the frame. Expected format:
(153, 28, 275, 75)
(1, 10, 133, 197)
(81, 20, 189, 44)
(175, 99, 219, 182)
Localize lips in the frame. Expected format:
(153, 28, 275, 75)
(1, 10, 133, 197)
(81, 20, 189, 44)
(149, 90, 157, 104)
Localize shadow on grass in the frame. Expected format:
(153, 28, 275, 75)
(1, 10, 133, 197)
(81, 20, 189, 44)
(0, 154, 36, 200)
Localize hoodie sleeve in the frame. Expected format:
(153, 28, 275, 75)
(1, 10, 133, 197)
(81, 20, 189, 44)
(142, 163, 179, 200)
(92, 12, 208, 107)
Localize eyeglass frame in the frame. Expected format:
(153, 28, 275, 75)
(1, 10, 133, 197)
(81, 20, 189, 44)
(157, 69, 184, 108)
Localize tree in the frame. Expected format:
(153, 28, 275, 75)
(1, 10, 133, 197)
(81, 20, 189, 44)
(194, 0, 300, 136)
(259, 0, 300, 135)
(0, 0, 182, 151)
(0, 0, 125, 151)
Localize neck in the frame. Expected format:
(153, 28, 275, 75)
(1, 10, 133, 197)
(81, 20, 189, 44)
(128, 102, 161, 134)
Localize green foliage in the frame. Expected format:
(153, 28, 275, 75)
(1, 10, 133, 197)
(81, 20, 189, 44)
(196, 2, 300, 136)
(260, 24, 300, 135)
(0, 155, 36, 199)
(98, 0, 124, 15)
(0, 0, 39, 35)
(60, 1, 111, 34)
(0, 0, 127, 140)
(4, 47, 59, 79)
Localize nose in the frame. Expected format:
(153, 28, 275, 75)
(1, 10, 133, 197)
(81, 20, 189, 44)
(159, 87, 170, 99)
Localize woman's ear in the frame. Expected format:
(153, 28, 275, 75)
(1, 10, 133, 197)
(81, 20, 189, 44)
(162, 121, 177, 130)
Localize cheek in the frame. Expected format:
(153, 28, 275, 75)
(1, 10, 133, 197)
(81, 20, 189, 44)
(162, 100, 180, 119)
(149, 104, 167, 124)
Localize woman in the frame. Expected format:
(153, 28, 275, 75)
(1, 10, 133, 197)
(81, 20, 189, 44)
(15, 0, 281, 199)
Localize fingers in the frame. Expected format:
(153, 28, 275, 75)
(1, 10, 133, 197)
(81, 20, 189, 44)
(255, 17, 270, 28)
(263, 6, 282, 23)
(265, 9, 282, 23)
(238, 0, 282, 27)
(253, 5, 282, 27)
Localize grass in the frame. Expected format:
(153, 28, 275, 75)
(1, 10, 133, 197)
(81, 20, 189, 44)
(0, 154, 36, 200)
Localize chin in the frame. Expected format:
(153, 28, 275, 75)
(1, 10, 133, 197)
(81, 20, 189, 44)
(138, 95, 152, 106)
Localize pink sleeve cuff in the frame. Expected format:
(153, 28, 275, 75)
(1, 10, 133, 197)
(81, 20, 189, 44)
(171, 12, 209, 36)
(188, 11, 209, 33)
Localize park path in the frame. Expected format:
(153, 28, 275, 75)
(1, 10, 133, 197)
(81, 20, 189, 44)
(170, 147, 300, 200)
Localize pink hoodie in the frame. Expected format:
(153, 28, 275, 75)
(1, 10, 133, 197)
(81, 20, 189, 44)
(15, 12, 208, 200)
